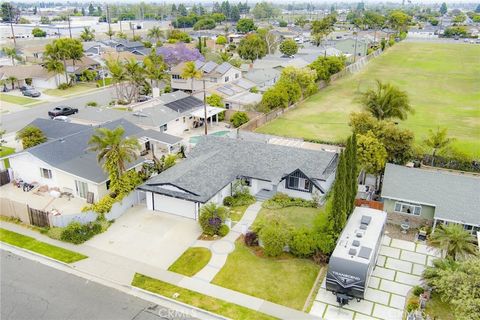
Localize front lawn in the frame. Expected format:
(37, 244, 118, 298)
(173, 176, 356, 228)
(255, 206, 326, 229)
(132, 273, 277, 320)
(212, 240, 321, 310)
(424, 292, 455, 320)
(229, 205, 249, 222)
(43, 83, 97, 97)
(0, 228, 87, 263)
(0, 93, 40, 105)
(0, 146, 15, 168)
(168, 247, 211, 277)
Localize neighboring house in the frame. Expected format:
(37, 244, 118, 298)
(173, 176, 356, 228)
(209, 78, 262, 110)
(170, 60, 242, 93)
(0, 65, 67, 89)
(82, 42, 105, 56)
(138, 135, 338, 220)
(334, 37, 372, 57)
(8, 119, 173, 203)
(381, 163, 480, 234)
(408, 27, 439, 39)
(102, 39, 145, 53)
(243, 68, 281, 92)
(65, 56, 101, 77)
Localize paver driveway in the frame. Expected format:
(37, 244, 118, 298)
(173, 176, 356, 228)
(310, 235, 441, 320)
(85, 205, 202, 269)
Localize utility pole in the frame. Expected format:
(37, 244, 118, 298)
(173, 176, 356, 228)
(353, 29, 359, 63)
(67, 14, 72, 38)
(203, 79, 208, 135)
(106, 5, 112, 38)
(9, 4, 16, 47)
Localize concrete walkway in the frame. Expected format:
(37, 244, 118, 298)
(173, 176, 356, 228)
(193, 202, 262, 282)
(0, 219, 320, 320)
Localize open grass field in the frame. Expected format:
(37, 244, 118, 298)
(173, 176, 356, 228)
(0, 93, 41, 105)
(257, 42, 480, 158)
(0, 228, 87, 263)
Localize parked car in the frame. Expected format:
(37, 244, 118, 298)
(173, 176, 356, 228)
(22, 89, 41, 97)
(19, 85, 34, 92)
(136, 95, 151, 102)
(48, 106, 78, 118)
(52, 116, 71, 122)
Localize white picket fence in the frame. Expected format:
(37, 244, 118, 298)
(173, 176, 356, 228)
(50, 191, 140, 228)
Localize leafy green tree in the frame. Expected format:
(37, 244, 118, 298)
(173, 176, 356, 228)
(181, 61, 202, 94)
(236, 18, 256, 33)
(88, 126, 140, 190)
(43, 55, 65, 86)
(280, 66, 317, 99)
(45, 38, 84, 84)
(429, 224, 477, 261)
(309, 55, 346, 81)
(258, 218, 290, 257)
(206, 94, 223, 107)
(237, 34, 267, 62)
(251, 1, 279, 19)
(423, 127, 454, 166)
(230, 111, 249, 128)
(423, 258, 459, 286)
(32, 27, 46, 37)
(193, 18, 216, 30)
(330, 151, 347, 234)
(143, 48, 166, 88)
(40, 16, 50, 24)
(276, 78, 301, 106)
(440, 2, 448, 15)
(388, 10, 411, 34)
(80, 26, 95, 41)
(2, 47, 18, 65)
(279, 39, 298, 57)
(257, 27, 279, 55)
(261, 86, 288, 111)
(360, 80, 413, 121)
(357, 131, 387, 188)
(16, 126, 46, 149)
(215, 35, 227, 45)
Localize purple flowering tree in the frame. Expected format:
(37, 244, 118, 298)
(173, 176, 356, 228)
(156, 43, 204, 66)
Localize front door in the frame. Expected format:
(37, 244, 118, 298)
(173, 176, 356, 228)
(75, 180, 89, 198)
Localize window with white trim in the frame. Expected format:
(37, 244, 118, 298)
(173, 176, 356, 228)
(40, 168, 52, 179)
(172, 74, 181, 80)
(287, 176, 311, 192)
(394, 201, 422, 216)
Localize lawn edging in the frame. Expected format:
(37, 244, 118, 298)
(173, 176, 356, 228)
(132, 273, 277, 320)
(0, 228, 87, 263)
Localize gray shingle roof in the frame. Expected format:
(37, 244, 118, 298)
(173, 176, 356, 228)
(26, 119, 89, 140)
(139, 135, 338, 203)
(381, 163, 480, 226)
(25, 119, 146, 183)
(140, 129, 182, 145)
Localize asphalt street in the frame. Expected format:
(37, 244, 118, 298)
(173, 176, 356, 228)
(0, 250, 195, 320)
(0, 87, 116, 133)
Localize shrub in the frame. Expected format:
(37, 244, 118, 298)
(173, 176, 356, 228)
(223, 196, 234, 206)
(218, 224, 230, 237)
(58, 83, 70, 90)
(412, 286, 424, 297)
(259, 222, 290, 257)
(230, 111, 249, 128)
(86, 101, 98, 107)
(60, 221, 102, 244)
(244, 231, 258, 246)
(199, 203, 229, 236)
(216, 35, 227, 45)
(32, 27, 47, 37)
(262, 192, 316, 209)
(406, 300, 419, 313)
(47, 227, 63, 240)
(290, 228, 318, 258)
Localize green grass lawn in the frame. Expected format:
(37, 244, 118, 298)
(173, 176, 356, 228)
(0, 228, 87, 263)
(96, 78, 112, 87)
(229, 205, 250, 222)
(0, 146, 15, 168)
(424, 292, 455, 320)
(43, 83, 97, 97)
(168, 247, 212, 277)
(132, 273, 277, 320)
(257, 42, 480, 158)
(0, 93, 40, 105)
(212, 240, 321, 310)
(255, 206, 326, 229)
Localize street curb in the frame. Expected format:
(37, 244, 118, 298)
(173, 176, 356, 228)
(0, 242, 227, 320)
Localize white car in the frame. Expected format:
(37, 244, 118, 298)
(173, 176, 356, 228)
(52, 116, 71, 122)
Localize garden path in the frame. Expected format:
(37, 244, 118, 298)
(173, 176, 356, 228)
(193, 201, 262, 282)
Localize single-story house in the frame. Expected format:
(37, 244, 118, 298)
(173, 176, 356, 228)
(242, 68, 281, 92)
(8, 119, 174, 202)
(0, 65, 67, 89)
(102, 39, 146, 53)
(138, 135, 338, 220)
(82, 42, 105, 56)
(381, 163, 480, 234)
(209, 78, 262, 110)
(333, 37, 372, 57)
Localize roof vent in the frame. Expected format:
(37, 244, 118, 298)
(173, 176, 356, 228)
(361, 215, 372, 226)
(360, 224, 367, 230)
(356, 232, 363, 238)
(352, 240, 360, 247)
(348, 248, 357, 256)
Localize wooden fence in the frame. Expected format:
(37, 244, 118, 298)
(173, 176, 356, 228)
(355, 199, 384, 211)
(27, 206, 50, 227)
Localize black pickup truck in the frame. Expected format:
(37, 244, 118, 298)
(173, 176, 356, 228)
(48, 106, 78, 118)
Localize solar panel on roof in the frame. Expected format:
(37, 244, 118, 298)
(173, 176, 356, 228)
(358, 247, 372, 259)
(216, 62, 232, 75)
(202, 61, 218, 73)
(217, 86, 235, 96)
(164, 96, 203, 113)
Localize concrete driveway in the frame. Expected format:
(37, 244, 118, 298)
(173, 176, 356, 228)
(85, 205, 202, 269)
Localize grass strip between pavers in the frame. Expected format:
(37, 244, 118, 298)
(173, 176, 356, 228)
(168, 247, 212, 277)
(132, 273, 278, 320)
(0, 228, 87, 263)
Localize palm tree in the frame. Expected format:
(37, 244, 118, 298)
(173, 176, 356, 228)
(80, 27, 95, 41)
(43, 56, 65, 86)
(2, 47, 18, 66)
(218, 51, 232, 63)
(123, 58, 145, 102)
(360, 80, 413, 121)
(7, 76, 17, 90)
(117, 31, 127, 40)
(424, 127, 454, 166)
(429, 224, 478, 261)
(422, 257, 459, 287)
(105, 58, 127, 101)
(105, 29, 115, 40)
(88, 126, 140, 190)
(147, 26, 163, 44)
(143, 48, 166, 89)
(181, 61, 202, 94)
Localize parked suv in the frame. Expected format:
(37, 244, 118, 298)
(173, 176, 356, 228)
(48, 106, 79, 118)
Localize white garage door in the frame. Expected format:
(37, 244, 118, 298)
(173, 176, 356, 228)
(153, 194, 197, 220)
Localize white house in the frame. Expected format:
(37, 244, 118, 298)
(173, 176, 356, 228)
(0, 65, 67, 89)
(138, 135, 338, 220)
(170, 60, 242, 93)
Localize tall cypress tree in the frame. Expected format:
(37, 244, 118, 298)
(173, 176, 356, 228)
(349, 133, 358, 214)
(330, 151, 347, 234)
(344, 136, 353, 215)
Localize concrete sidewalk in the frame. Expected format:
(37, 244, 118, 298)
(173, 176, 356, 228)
(0, 221, 321, 320)
(193, 202, 262, 282)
